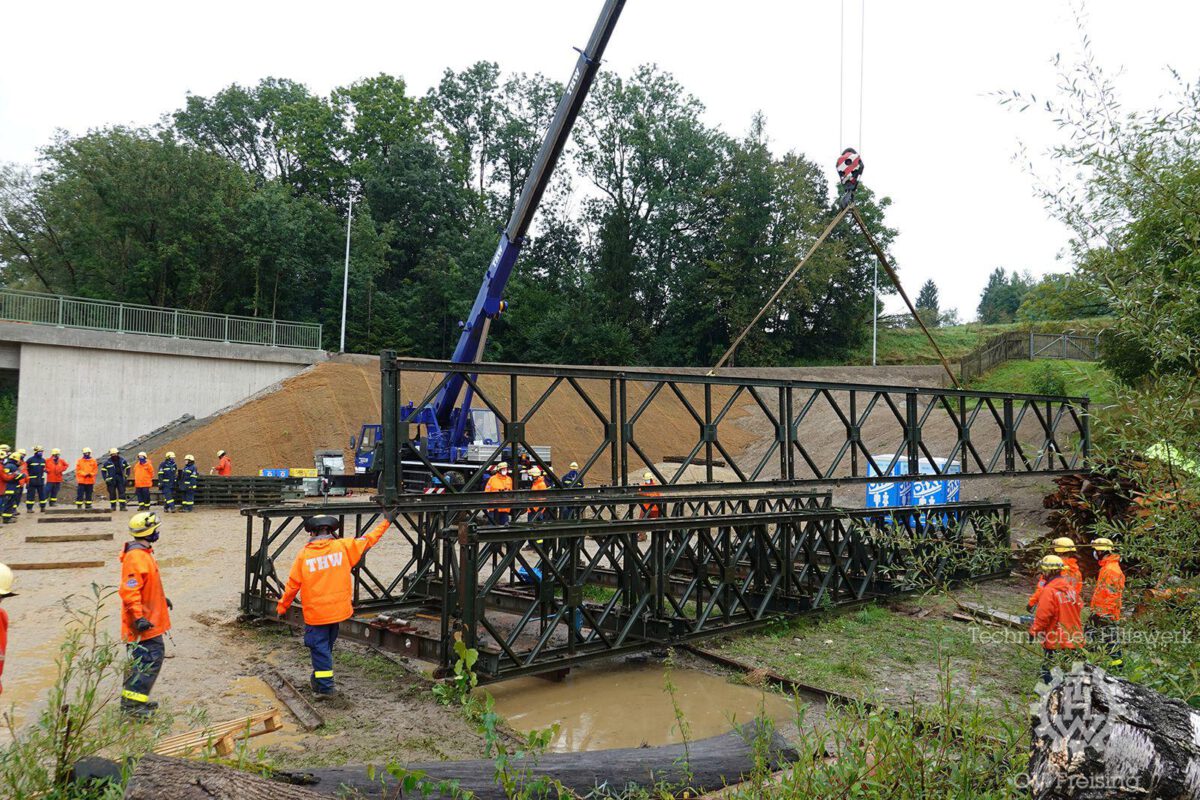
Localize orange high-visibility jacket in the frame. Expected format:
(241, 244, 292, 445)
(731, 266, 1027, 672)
(1027, 575, 1048, 609)
(1029, 575, 1084, 650)
(119, 542, 171, 642)
(75, 457, 98, 485)
(277, 520, 389, 625)
(45, 456, 69, 483)
(529, 476, 548, 515)
(1061, 556, 1084, 611)
(1091, 554, 1125, 621)
(485, 473, 513, 513)
(639, 485, 662, 519)
(0, 606, 8, 695)
(216, 455, 232, 476)
(132, 460, 155, 488)
(16, 462, 27, 486)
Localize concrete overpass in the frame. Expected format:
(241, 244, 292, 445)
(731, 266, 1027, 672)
(0, 314, 327, 471)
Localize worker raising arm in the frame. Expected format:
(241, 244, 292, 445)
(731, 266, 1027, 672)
(276, 515, 390, 699)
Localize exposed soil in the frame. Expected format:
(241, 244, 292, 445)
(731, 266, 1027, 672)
(0, 507, 487, 765)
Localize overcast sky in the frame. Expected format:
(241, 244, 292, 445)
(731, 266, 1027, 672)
(3, 1, 1197, 321)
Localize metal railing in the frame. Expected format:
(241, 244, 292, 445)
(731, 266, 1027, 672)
(0, 288, 322, 350)
(959, 330, 1103, 383)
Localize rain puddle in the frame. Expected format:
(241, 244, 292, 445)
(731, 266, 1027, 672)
(485, 661, 801, 752)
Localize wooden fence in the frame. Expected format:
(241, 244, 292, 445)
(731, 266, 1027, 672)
(959, 331, 1103, 383)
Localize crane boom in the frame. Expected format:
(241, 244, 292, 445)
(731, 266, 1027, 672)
(433, 0, 626, 430)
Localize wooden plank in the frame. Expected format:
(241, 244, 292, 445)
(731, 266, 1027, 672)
(45, 508, 111, 515)
(261, 668, 324, 731)
(956, 600, 1027, 630)
(25, 533, 114, 543)
(37, 515, 112, 524)
(9, 561, 105, 570)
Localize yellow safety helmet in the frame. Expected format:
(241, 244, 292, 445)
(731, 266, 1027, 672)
(217, 449, 226, 458)
(1091, 537, 1116, 553)
(0, 563, 15, 597)
(1039, 554, 1066, 573)
(496, 461, 508, 470)
(137, 451, 148, 459)
(50, 448, 61, 455)
(14, 449, 25, 458)
(82, 447, 92, 454)
(109, 448, 119, 456)
(1052, 537, 1077, 554)
(529, 466, 543, 477)
(32, 445, 43, 452)
(642, 472, 655, 482)
(569, 461, 580, 470)
(128, 512, 161, 538)
(165, 451, 176, 460)
(185, 454, 195, 462)
(0, 444, 8, 452)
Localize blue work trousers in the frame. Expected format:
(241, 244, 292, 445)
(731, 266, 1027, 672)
(304, 623, 340, 694)
(75, 484, 94, 507)
(123, 635, 165, 707)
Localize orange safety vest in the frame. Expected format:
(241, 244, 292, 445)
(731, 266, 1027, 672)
(277, 520, 389, 625)
(639, 485, 662, 519)
(485, 473, 513, 513)
(75, 457, 98, 485)
(45, 456, 69, 483)
(216, 456, 232, 476)
(132, 460, 155, 488)
(529, 476, 548, 515)
(119, 542, 171, 642)
(16, 462, 27, 487)
(1091, 554, 1125, 621)
(1029, 575, 1084, 650)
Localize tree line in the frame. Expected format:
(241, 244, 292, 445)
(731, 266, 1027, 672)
(0, 66, 897, 367)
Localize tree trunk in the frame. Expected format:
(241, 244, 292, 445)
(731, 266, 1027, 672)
(123, 754, 326, 800)
(284, 721, 796, 799)
(1028, 662, 1200, 799)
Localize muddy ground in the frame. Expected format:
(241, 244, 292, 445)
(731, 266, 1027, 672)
(0, 506, 489, 768)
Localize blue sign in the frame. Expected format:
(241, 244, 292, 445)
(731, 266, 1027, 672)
(866, 454, 961, 524)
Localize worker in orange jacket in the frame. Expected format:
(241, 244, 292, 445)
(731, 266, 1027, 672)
(1088, 537, 1125, 667)
(276, 515, 390, 697)
(0, 448, 17, 524)
(1029, 554, 1085, 684)
(485, 462, 513, 525)
(132, 452, 155, 511)
(75, 447, 98, 509)
(44, 448, 68, 507)
(119, 512, 172, 718)
(526, 466, 550, 522)
(1029, 537, 1083, 611)
(212, 450, 232, 476)
(0, 563, 15, 696)
(637, 471, 663, 543)
(12, 450, 28, 517)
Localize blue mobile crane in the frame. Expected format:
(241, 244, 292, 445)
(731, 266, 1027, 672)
(350, 0, 627, 484)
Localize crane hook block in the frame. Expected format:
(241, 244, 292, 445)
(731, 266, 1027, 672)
(835, 148, 864, 208)
(484, 299, 508, 319)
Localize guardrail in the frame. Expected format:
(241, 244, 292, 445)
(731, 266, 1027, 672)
(959, 330, 1103, 383)
(0, 288, 322, 350)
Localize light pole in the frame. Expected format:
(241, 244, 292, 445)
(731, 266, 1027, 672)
(339, 194, 353, 353)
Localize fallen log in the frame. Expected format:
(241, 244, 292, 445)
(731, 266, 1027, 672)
(123, 754, 326, 799)
(1028, 662, 1200, 798)
(281, 721, 796, 799)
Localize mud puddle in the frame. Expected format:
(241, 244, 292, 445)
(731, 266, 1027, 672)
(485, 661, 800, 752)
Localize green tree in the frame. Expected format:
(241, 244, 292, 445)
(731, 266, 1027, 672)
(976, 267, 1033, 323)
(915, 279, 940, 327)
(1015, 272, 1109, 322)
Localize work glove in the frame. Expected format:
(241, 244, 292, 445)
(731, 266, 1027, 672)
(134, 617, 153, 633)
(165, 597, 173, 611)
(275, 603, 287, 618)
(1018, 614, 1034, 626)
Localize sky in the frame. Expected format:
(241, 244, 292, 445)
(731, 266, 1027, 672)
(3, 1, 1198, 321)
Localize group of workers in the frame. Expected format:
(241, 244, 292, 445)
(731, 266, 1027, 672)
(1027, 535, 1126, 682)
(0, 446, 232, 519)
(0, 503, 387, 714)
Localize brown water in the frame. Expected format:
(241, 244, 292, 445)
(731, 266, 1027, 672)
(485, 662, 801, 753)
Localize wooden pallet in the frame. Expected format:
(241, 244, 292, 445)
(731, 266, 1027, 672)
(153, 708, 283, 757)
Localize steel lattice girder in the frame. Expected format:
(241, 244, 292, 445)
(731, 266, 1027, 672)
(378, 355, 1089, 500)
(241, 492, 1010, 681)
